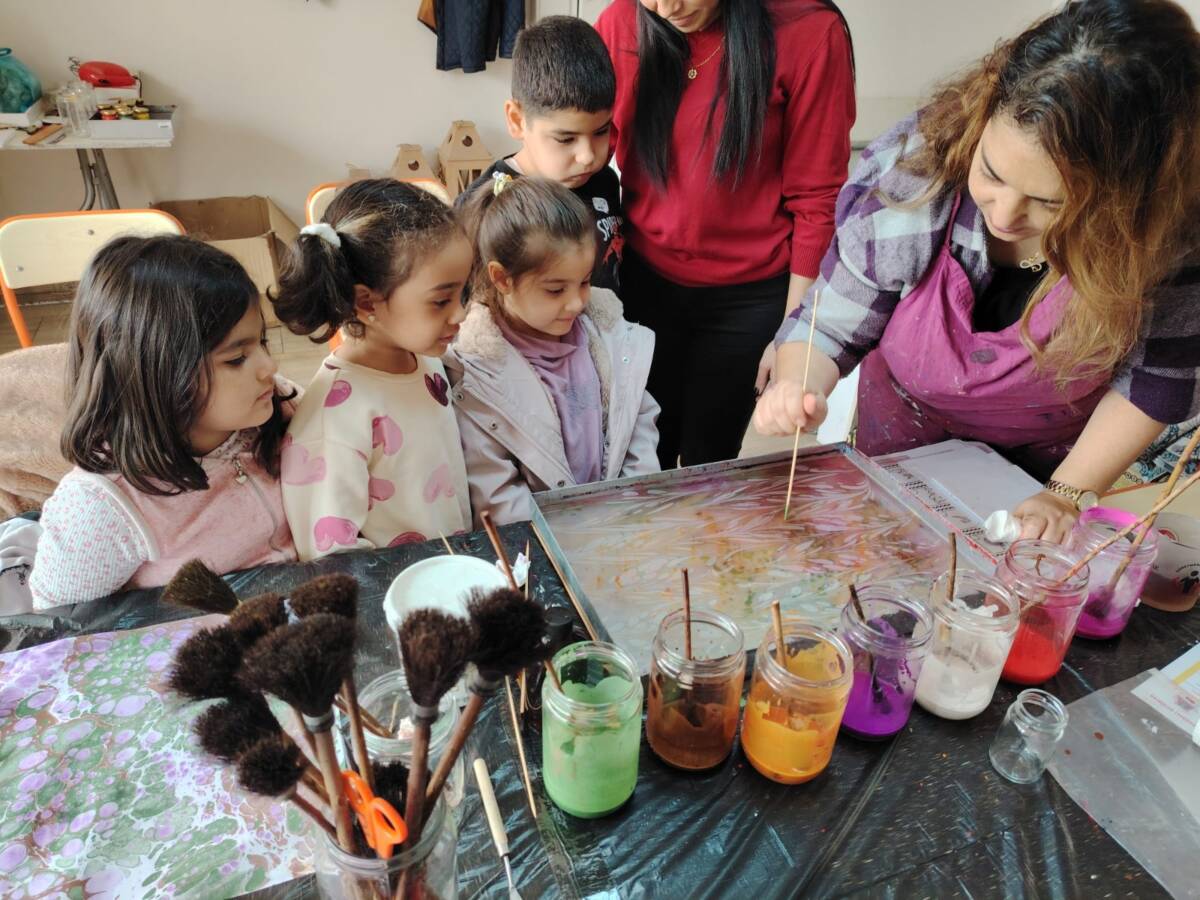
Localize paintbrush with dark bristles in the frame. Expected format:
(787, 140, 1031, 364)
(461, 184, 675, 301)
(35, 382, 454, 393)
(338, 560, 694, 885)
(236, 735, 335, 840)
(239, 613, 359, 853)
(226, 579, 387, 740)
(397, 608, 475, 845)
(167, 624, 246, 701)
(287, 574, 376, 794)
(162, 559, 238, 613)
(193, 694, 328, 802)
(227, 593, 288, 645)
(424, 586, 547, 814)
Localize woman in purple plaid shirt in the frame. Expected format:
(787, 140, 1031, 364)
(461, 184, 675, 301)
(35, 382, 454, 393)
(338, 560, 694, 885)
(755, 0, 1200, 542)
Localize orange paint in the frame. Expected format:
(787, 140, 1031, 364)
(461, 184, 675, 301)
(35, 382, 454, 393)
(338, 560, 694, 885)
(740, 637, 851, 784)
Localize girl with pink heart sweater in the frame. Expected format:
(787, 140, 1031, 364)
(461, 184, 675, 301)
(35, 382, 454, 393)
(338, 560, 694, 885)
(273, 179, 472, 560)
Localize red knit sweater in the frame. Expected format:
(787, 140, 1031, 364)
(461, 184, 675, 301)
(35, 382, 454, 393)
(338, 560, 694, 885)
(595, 0, 854, 287)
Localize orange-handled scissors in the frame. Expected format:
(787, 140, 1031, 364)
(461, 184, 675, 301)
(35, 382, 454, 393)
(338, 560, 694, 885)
(341, 770, 408, 859)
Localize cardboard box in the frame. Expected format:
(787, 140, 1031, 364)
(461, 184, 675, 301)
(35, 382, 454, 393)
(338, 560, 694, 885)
(151, 196, 299, 327)
(87, 105, 175, 141)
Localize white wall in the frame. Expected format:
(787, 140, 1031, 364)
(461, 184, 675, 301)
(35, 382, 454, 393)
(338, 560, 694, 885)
(0, 0, 521, 223)
(2, 0, 1198, 222)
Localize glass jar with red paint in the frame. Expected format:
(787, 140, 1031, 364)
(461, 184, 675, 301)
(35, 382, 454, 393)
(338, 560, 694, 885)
(996, 540, 1090, 685)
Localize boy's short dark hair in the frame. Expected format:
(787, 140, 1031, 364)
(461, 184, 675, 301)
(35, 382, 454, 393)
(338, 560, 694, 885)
(512, 16, 616, 117)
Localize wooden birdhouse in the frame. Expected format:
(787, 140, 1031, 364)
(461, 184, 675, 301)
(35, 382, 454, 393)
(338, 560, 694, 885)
(436, 121, 493, 199)
(387, 144, 441, 186)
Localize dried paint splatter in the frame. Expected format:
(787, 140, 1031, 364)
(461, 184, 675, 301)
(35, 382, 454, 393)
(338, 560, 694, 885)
(540, 453, 951, 672)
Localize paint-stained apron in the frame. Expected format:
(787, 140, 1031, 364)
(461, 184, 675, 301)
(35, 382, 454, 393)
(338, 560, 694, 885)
(855, 193, 1108, 478)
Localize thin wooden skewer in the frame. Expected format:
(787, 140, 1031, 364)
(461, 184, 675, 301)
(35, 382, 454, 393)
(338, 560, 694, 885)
(480, 511, 517, 590)
(1104, 431, 1200, 591)
(1062, 469, 1200, 581)
(504, 676, 538, 819)
(681, 568, 693, 660)
(784, 290, 821, 521)
(947, 533, 958, 602)
(439, 531, 455, 556)
(531, 519, 600, 641)
(524, 539, 532, 600)
(543, 659, 563, 692)
(521, 539, 531, 711)
(770, 600, 786, 666)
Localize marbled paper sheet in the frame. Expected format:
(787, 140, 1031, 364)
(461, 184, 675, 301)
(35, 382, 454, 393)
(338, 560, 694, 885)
(0, 615, 315, 898)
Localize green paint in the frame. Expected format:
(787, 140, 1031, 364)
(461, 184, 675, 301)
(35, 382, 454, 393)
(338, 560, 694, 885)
(543, 675, 641, 818)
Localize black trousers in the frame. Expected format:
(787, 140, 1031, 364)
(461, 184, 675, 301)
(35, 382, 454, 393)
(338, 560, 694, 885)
(621, 250, 789, 469)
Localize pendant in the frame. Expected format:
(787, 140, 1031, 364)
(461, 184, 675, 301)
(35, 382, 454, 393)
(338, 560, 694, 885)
(687, 67, 698, 80)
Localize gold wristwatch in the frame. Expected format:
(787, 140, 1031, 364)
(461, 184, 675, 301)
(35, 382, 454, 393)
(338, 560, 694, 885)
(1043, 479, 1099, 511)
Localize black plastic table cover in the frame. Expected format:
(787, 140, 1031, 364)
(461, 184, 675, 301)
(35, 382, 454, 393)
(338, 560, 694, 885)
(8, 523, 1196, 899)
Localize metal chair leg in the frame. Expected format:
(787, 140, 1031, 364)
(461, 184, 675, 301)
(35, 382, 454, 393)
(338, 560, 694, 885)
(76, 149, 95, 210)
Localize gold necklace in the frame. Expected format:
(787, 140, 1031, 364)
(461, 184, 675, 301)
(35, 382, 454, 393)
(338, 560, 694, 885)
(1019, 251, 1045, 273)
(687, 40, 723, 80)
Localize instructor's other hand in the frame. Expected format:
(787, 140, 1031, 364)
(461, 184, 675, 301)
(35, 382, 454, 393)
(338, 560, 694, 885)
(1013, 491, 1078, 544)
(754, 343, 777, 396)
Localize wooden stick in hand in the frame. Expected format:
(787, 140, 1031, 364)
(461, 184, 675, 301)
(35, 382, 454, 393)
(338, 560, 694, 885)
(784, 290, 821, 521)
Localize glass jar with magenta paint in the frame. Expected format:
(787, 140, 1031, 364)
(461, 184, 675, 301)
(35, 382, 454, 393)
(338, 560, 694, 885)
(740, 620, 852, 783)
(646, 608, 745, 770)
(1066, 508, 1159, 640)
(996, 541, 1090, 685)
(838, 586, 932, 739)
(542, 641, 642, 818)
(914, 572, 1019, 720)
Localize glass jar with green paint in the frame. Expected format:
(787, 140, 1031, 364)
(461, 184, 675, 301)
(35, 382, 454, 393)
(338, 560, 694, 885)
(542, 641, 643, 818)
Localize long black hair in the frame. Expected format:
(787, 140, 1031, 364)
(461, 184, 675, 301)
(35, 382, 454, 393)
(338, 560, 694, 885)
(633, 0, 853, 187)
(63, 235, 291, 495)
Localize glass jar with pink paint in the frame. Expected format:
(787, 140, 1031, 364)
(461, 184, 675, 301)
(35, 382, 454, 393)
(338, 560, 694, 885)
(1066, 508, 1159, 639)
(838, 585, 932, 740)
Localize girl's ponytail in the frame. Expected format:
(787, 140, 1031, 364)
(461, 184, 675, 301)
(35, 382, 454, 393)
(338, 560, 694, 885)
(273, 225, 357, 343)
(272, 178, 460, 342)
(460, 175, 592, 310)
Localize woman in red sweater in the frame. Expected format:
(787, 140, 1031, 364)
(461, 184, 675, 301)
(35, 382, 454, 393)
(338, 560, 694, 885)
(595, 0, 854, 467)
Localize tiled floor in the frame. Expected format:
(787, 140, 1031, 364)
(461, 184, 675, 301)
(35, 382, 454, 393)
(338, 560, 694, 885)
(1, 297, 804, 459)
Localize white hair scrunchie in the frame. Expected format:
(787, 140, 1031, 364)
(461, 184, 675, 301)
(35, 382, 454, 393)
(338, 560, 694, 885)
(300, 222, 342, 249)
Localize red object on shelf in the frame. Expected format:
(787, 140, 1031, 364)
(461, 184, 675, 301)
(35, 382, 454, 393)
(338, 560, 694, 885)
(78, 61, 136, 88)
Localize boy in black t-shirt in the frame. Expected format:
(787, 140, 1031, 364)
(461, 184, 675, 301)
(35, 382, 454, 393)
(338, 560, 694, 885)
(461, 16, 625, 294)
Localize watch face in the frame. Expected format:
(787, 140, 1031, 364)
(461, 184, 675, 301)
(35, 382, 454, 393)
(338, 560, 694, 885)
(1078, 491, 1100, 511)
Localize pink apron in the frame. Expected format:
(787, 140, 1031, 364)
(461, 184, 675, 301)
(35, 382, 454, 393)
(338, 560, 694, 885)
(856, 193, 1108, 478)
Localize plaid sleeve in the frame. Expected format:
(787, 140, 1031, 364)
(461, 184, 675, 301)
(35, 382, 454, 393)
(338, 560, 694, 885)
(774, 116, 948, 376)
(1111, 256, 1200, 423)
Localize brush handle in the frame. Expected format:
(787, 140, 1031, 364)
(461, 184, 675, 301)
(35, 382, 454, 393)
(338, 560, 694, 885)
(403, 719, 432, 845)
(480, 511, 518, 590)
(335, 694, 390, 738)
(312, 727, 356, 852)
(302, 766, 329, 804)
(425, 691, 485, 809)
(505, 676, 537, 819)
(290, 788, 337, 840)
(341, 678, 374, 794)
(1104, 433, 1200, 591)
(473, 757, 509, 857)
(1062, 469, 1200, 581)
